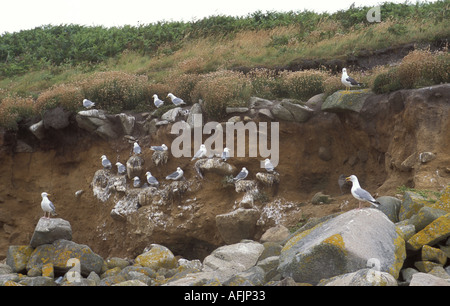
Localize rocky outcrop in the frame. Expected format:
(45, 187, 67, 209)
(29, 218, 72, 248)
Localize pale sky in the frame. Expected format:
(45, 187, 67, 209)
(0, 0, 433, 34)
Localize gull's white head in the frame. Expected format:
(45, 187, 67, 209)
(134, 142, 139, 147)
(145, 171, 151, 176)
(224, 147, 230, 153)
(115, 162, 122, 166)
(133, 176, 139, 181)
(346, 175, 358, 183)
(167, 93, 175, 99)
(176, 167, 182, 172)
(41, 192, 50, 198)
(161, 144, 168, 150)
(101, 155, 107, 160)
(342, 68, 347, 74)
(200, 144, 206, 149)
(152, 94, 157, 99)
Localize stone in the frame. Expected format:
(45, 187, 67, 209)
(255, 172, 280, 186)
(215, 208, 260, 244)
(76, 109, 118, 140)
(126, 155, 145, 180)
(195, 158, 236, 179)
(27, 239, 104, 276)
(42, 263, 54, 278)
(278, 209, 406, 285)
(134, 244, 177, 270)
(202, 240, 265, 283)
(226, 107, 249, 114)
(409, 272, 450, 286)
(113, 279, 148, 286)
(433, 185, 450, 213)
(271, 104, 294, 121)
(0, 263, 13, 275)
(106, 257, 130, 270)
(399, 191, 431, 221)
(6, 245, 34, 273)
(161, 107, 181, 122)
(419, 152, 436, 163)
(377, 196, 402, 223)
(0, 274, 20, 286)
(187, 103, 202, 128)
(223, 266, 265, 286)
(260, 225, 290, 243)
(395, 222, 416, 241)
(311, 191, 332, 204)
(43, 106, 71, 130)
(421, 245, 447, 265)
(257, 108, 274, 119)
(116, 113, 135, 135)
(29, 120, 46, 140)
(305, 93, 326, 111)
(401, 267, 419, 283)
(30, 217, 72, 248)
(408, 206, 447, 232)
(279, 101, 313, 123)
(407, 213, 450, 251)
(319, 268, 398, 286)
(19, 276, 56, 286)
(321, 89, 372, 113)
(248, 97, 275, 109)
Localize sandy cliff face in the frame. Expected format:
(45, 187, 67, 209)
(0, 84, 448, 260)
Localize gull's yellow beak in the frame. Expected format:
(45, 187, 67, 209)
(345, 177, 351, 182)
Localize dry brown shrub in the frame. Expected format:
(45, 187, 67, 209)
(0, 95, 35, 130)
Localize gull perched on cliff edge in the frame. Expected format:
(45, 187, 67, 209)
(221, 147, 230, 162)
(116, 162, 126, 175)
(167, 93, 186, 106)
(166, 167, 184, 181)
(83, 99, 95, 109)
(133, 142, 142, 155)
(101, 155, 112, 170)
(341, 68, 363, 92)
(145, 171, 159, 187)
(192, 144, 207, 161)
(233, 167, 249, 182)
(346, 175, 380, 209)
(150, 144, 168, 151)
(41, 192, 56, 219)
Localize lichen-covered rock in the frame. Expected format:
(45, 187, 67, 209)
(407, 213, 450, 251)
(399, 191, 431, 221)
(278, 209, 405, 284)
(6, 245, 34, 273)
(134, 244, 177, 270)
(421, 245, 447, 265)
(319, 268, 398, 286)
(407, 206, 447, 232)
(29, 217, 72, 248)
(433, 185, 450, 213)
(321, 89, 372, 113)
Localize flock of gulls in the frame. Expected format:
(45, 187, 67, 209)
(41, 68, 380, 218)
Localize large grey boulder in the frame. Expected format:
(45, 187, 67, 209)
(319, 268, 398, 286)
(30, 218, 72, 248)
(215, 208, 260, 244)
(278, 208, 406, 284)
(76, 109, 118, 139)
(194, 158, 236, 179)
(321, 89, 372, 113)
(43, 106, 71, 130)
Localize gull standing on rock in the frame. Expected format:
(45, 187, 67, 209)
(192, 144, 207, 161)
(341, 68, 363, 92)
(133, 176, 141, 188)
(221, 147, 230, 162)
(166, 167, 184, 181)
(116, 162, 126, 175)
(346, 175, 380, 209)
(150, 144, 168, 151)
(152, 94, 164, 108)
(263, 158, 275, 173)
(133, 142, 142, 155)
(233, 167, 249, 182)
(145, 171, 159, 187)
(41, 192, 56, 219)
(82, 99, 95, 109)
(167, 93, 186, 106)
(101, 155, 112, 170)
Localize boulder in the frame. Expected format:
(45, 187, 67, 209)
(29, 120, 45, 140)
(255, 172, 280, 186)
(43, 106, 71, 130)
(407, 213, 450, 251)
(407, 206, 447, 232)
(319, 268, 398, 286)
(161, 107, 181, 122)
(421, 245, 447, 265)
(134, 244, 177, 270)
(409, 272, 450, 286)
(271, 104, 294, 121)
(6, 245, 34, 273)
(278, 209, 406, 284)
(377, 196, 402, 223)
(248, 97, 275, 109)
(260, 225, 290, 243)
(116, 113, 135, 135)
(215, 208, 260, 244)
(399, 191, 431, 221)
(321, 89, 372, 113)
(195, 158, 236, 179)
(76, 109, 118, 139)
(27, 239, 104, 276)
(30, 218, 72, 248)
(202, 240, 265, 282)
(187, 103, 202, 128)
(152, 150, 169, 167)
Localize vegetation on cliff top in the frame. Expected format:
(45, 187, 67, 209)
(0, 1, 449, 129)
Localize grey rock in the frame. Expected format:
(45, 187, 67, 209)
(126, 155, 145, 180)
(260, 225, 290, 243)
(408, 206, 447, 232)
(6, 245, 34, 273)
(321, 89, 373, 113)
(19, 276, 56, 286)
(161, 107, 181, 122)
(409, 272, 450, 286)
(278, 209, 406, 285)
(30, 218, 72, 248)
(43, 106, 71, 130)
(187, 103, 202, 128)
(319, 268, 398, 286)
(248, 97, 275, 109)
(311, 191, 332, 205)
(29, 120, 45, 140)
(377, 196, 402, 223)
(271, 104, 294, 121)
(0, 273, 20, 285)
(226, 107, 249, 114)
(195, 158, 236, 179)
(116, 113, 135, 135)
(419, 152, 436, 163)
(279, 101, 313, 122)
(76, 109, 119, 140)
(257, 108, 274, 119)
(216, 208, 260, 244)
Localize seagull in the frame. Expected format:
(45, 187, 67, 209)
(133, 176, 141, 188)
(82, 99, 95, 109)
(346, 175, 380, 209)
(263, 158, 275, 173)
(101, 155, 112, 170)
(221, 147, 230, 162)
(152, 94, 164, 108)
(150, 144, 168, 151)
(192, 144, 207, 161)
(167, 93, 186, 106)
(233, 167, 249, 182)
(145, 171, 159, 187)
(166, 167, 184, 181)
(133, 142, 142, 155)
(116, 162, 126, 175)
(341, 68, 363, 92)
(41, 192, 56, 219)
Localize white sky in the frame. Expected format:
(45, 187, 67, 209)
(0, 0, 433, 34)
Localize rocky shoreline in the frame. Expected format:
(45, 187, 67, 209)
(2, 186, 449, 286)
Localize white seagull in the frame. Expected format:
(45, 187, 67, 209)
(233, 167, 249, 182)
(346, 175, 380, 209)
(41, 192, 56, 219)
(101, 155, 112, 170)
(264, 158, 275, 173)
(192, 144, 207, 161)
(166, 167, 184, 181)
(145, 171, 159, 187)
(150, 144, 168, 151)
(341, 68, 363, 92)
(82, 99, 95, 109)
(116, 162, 126, 175)
(133, 142, 142, 155)
(133, 176, 141, 188)
(221, 147, 230, 162)
(167, 93, 186, 106)
(152, 94, 164, 108)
